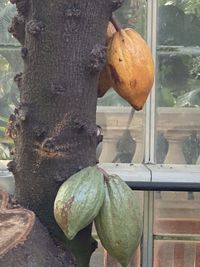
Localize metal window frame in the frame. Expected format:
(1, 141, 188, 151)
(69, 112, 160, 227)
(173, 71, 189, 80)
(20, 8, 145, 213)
(145, 0, 157, 164)
(99, 163, 200, 191)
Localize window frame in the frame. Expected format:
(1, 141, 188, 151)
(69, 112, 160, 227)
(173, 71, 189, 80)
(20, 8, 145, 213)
(98, 2, 200, 267)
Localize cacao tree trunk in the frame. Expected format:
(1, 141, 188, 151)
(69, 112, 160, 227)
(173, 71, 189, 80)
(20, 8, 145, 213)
(0, 0, 124, 266)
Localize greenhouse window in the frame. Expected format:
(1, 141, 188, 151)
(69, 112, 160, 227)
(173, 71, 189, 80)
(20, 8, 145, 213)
(0, 0, 200, 267)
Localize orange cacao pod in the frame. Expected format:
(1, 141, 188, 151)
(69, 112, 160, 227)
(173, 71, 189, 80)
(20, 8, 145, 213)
(106, 22, 116, 42)
(97, 22, 116, 98)
(98, 66, 112, 97)
(107, 29, 154, 110)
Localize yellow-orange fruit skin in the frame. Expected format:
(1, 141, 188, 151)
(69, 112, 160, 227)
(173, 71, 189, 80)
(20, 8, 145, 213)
(107, 29, 154, 110)
(106, 22, 116, 42)
(97, 22, 116, 98)
(98, 66, 112, 97)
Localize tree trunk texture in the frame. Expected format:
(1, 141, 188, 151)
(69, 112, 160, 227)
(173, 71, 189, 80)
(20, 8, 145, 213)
(0, 218, 74, 267)
(1, 0, 124, 266)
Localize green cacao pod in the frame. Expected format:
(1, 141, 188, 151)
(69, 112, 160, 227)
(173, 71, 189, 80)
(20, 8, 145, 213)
(95, 175, 142, 267)
(54, 166, 104, 240)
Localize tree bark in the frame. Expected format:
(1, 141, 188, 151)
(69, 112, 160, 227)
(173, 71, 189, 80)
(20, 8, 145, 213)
(2, 0, 124, 266)
(0, 190, 73, 267)
(0, 218, 74, 267)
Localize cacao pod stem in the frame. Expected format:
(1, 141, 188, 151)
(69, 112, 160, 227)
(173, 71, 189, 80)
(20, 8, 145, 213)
(110, 14, 121, 32)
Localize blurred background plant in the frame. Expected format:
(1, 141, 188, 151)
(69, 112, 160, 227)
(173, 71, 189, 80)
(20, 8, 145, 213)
(0, 0, 20, 159)
(0, 1, 16, 44)
(156, 0, 200, 163)
(159, 0, 200, 16)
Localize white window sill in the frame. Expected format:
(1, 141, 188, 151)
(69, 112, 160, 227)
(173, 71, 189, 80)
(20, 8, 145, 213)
(1, 161, 200, 194)
(99, 163, 200, 190)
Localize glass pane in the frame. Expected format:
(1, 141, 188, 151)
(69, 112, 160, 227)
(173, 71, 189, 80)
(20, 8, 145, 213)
(97, 108, 145, 163)
(154, 241, 200, 267)
(0, 1, 21, 159)
(156, 1, 200, 164)
(154, 191, 200, 267)
(91, 191, 144, 267)
(0, 1, 18, 45)
(97, 0, 147, 163)
(0, 50, 22, 159)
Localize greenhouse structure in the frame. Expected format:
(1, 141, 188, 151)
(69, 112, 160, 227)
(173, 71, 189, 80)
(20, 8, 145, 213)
(0, 0, 200, 266)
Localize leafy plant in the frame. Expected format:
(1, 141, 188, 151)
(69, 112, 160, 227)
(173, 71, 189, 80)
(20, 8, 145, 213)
(159, 0, 200, 17)
(115, 0, 147, 37)
(0, 2, 20, 159)
(0, 1, 16, 45)
(191, 56, 200, 79)
(176, 88, 200, 107)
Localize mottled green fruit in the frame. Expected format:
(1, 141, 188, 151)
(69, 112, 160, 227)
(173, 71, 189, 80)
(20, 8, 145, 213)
(54, 166, 104, 240)
(95, 175, 142, 267)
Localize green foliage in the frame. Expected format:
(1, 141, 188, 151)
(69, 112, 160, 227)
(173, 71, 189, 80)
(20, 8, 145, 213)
(157, 87, 176, 107)
(191, 56, 200, 79)
(0, 1, 19, 159)
(159, 0, 200, 17)
(176, 88, 200, 107)
(115, 0, 147, 37)
(0, 1, 17, 44)
(157, 0, 200, 109)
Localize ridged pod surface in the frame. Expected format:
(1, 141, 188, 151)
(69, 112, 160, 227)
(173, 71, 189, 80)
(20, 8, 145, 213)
(98, 66, 112, 97)
(95, 175, 142, 267)
(107, 29, 154, 110)
(97, 22, 116, 98)
(106, 22, 116, 43)
(54, 166, 104, 240)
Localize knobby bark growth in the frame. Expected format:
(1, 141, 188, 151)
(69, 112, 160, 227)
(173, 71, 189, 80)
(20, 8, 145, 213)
(0, 0, 124, 266)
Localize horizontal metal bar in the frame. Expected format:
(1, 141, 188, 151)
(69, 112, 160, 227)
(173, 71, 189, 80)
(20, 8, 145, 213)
(147, 164, 200, 183)
(99, 163, 151, 182)
(100, 163, 200, 191)
(1, 162, 200, 193)
(154, 234, 200, 242)
(128, 181, 200, 192)
(0, 44, 20, 49)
